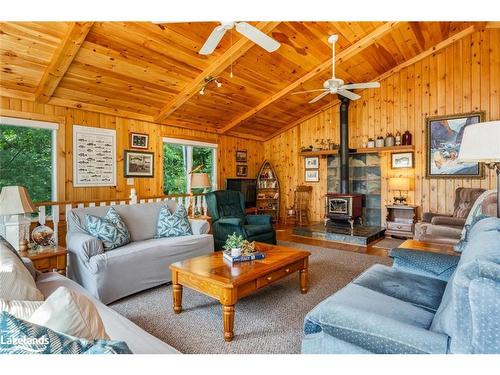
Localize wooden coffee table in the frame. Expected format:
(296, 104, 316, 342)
(169, 242, 311, 342)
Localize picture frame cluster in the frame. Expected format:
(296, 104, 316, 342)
(236, 150, 248, 177)
(304, 156, 319, 182)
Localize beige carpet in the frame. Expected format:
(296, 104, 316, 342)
(110, 241, 392, 354)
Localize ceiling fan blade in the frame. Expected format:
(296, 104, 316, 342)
(341, 82, 380, 90)
(199, 25, 227, 55)
(309, 91, 331, 104)
(337, 89, 361, 100)
(291, 89, 328, 95)
(235, 22, 280, 52)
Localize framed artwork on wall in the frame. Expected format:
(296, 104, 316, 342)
(305, 169, 319, 182)
(305, 156, 319, 169)
(236, 164, 248, 177)
(426, 111, 485, 178)
(391, 152, 414, 169)
(124, 150, 154, 177)
(73, 125, 116, 187)
(130, 132, 149, 149)
(236, 150, 247, 163)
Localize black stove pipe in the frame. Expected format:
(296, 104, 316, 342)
(339, 96, 350, 194)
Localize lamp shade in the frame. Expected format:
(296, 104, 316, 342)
(0, 186, 36, 215)
(457, 121, 500, 163)
(190, 173, 211, 189)
(389, 177, 410, 192)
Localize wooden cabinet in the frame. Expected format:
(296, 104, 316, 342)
(19, 246, 68, 275)
(256, 160, 280, 223)
(385, 205, 418, 239)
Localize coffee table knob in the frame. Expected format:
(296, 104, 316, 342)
(267, 276, 273, 281)
(285, 268, 290, 273)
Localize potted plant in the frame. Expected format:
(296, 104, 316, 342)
(223, 233, 244, 257)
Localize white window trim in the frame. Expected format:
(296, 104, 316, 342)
(0, 116, 58, 200)
(163, 137, 218, 192)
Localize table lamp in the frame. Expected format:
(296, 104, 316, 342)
(0, 186, 36, 251)
(389, 177, 410, 205)
(458, 120, 500, 218)
(190, 170, 211, 216)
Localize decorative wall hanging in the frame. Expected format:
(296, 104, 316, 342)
(305, 156, 319, 169)
(392, 152, 414, 169)
(130, 132, 149, 149)
(73, 125, 116, 187)
(305, 170, 319, 182)
(124, 150, 154, 177)
(236, 150, 247, 163)
(236, 165, 248, 177)
(426, 112, 485, 178)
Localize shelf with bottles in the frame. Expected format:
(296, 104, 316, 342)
(256, 160, 280, 223)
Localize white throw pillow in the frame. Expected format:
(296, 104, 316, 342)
(28, 286, 109, 340)
(0, 299, 44, 320)
(0, 242, 44, 301)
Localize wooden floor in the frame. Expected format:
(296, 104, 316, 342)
(274, 223, 390, 257)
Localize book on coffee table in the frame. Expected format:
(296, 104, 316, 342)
(222, 250, 266, 263)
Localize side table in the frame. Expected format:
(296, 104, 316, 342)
(385, 204, 419, 239)
(19, 246, 68, 275)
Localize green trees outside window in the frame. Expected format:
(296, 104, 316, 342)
(0, 124, 54, 202)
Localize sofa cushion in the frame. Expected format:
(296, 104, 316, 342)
(0, 299, 43, 320)
(0, 311, 131, 354)
(156, 204, 192, 238)
(0, 240, 44, 301)
(352, 264, 447, 312)
(28, 286, 109, 341)
(304, 283, 446, 354)
(244, 224, 273, 237)
(86, 207, 130, 250)
(302, 331, 373, 354)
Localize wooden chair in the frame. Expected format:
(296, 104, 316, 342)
(285, 186, 313, 226)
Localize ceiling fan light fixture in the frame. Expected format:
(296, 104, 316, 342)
(215, 79, 222, 88)
(199, 87, 205, 95)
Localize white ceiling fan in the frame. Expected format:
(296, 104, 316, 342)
(199, 22, 280, 55)
(292, 35, 380, 103)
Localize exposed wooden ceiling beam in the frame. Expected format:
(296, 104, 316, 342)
(35, 22, 94, 103)
(264, 24, 479, 142)
(154, 22, 281, 123)
(220, 21, 400, 134)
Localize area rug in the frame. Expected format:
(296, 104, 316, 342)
(110, 241, 392, 354)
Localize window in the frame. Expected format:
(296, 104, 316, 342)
(163, 138, 217, 195)
(0, 117, 58, 202)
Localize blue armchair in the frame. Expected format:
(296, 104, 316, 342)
(205, 190, 276, 250)
(302, 216, 500, 354)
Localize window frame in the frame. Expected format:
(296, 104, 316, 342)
(0, 116, 59, 201)
(162, 137, 218, 194)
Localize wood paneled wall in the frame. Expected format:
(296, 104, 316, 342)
(264, 29, 499, 224)
(0, 97, 264, 202)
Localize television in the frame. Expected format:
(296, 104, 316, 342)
(225, 178, 257, 208)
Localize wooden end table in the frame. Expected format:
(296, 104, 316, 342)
(398, 239, 457, 256)
(19, 246, 68, 275)
(170, 242, 310, 342)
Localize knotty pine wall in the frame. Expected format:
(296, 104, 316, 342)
(264, 29, 499, 224)
(0, 97, 264, 202)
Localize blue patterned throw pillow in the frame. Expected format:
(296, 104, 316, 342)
(156, 204, 192, 238)
(0, 311, 132, 354)
(85, 207, 130, 250)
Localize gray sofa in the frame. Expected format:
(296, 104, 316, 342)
(36, 271, 179, 354)
(67, 201, 213, 304)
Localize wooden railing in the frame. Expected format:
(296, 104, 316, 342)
(29, 193, 207, 247)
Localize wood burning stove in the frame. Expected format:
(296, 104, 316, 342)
(324, 96, 364, 230)
(325, 193, 363, 229)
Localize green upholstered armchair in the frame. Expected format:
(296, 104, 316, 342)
(205, 190, 277, 250)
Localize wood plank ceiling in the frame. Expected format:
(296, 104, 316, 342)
(0, 21, 485, 140)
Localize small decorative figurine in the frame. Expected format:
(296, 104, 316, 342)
(395, 131, 402, 146)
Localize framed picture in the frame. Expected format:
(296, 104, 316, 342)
(391, 152, 414, 169)
(426, 112, 485, 178)
(305, 156, 319, 169)
(305, 169, 319, 182)
(130, 132, 149, 149)
(124, 150, 154, 177)
(73, 125, 116, 187)
(236, 164, 248, 177)
(236, 150, 247, 163)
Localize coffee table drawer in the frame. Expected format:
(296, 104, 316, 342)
(256, 260, 304, 288)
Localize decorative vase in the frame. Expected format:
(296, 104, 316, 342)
(367, 140, 375, 148)
(385, 133, 395, 147)
(231, 248, 241, 257)
(375, 137, 385, 148)
(395, 131, 401, 146)
(402, 130, 412, 145)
